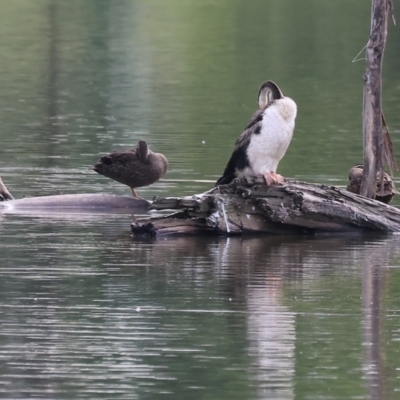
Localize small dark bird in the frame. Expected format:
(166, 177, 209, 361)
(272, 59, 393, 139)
(93, 140, 168, 198)
(346, 164, 396, 204)
(216, 80, 297, 186)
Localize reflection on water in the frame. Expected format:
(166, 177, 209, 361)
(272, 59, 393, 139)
(2, 219, 400, 398)
(246, 276, 295, 398)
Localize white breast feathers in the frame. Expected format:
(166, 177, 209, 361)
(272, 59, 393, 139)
(245, 97, 297, 176)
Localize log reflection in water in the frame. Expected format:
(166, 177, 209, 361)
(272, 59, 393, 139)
(361, 239, 396, 400)
(126, 233, 400, 398)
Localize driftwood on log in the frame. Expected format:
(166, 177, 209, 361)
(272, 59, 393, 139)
(131, 177, 400, 237)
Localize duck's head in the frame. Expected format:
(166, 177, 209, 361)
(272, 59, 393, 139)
(257, 81, 284, 109)
(348, 164, 364, 181)
(136, 140, 149, 161)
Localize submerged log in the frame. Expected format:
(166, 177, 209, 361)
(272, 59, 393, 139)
(132, 177, 400, 236)
(0, 193, 149, 214)
(0, 174, 149, 214)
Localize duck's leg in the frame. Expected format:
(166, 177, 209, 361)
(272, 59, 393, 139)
(130, 187, 144, 199)
(263, 172, 285, 185)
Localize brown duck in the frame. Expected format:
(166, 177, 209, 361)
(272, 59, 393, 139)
(93, 140, 168, 198)
(346, 164, 396, 204)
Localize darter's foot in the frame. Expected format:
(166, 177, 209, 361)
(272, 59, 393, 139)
(263, 172, 285, 185)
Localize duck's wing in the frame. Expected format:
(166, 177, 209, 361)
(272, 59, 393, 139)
(215, 108, 265, 186)
(94, 150, 138, 173)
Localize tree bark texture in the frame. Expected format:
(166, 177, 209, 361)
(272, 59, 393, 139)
(132, 178, 400, 237)
(361, 0, 390, 198)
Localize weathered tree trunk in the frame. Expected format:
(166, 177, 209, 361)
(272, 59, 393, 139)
(361, 0, 392, 198)
(132, 178, 400, 236)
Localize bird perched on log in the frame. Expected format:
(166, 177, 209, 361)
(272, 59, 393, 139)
(346, 164, 396, 204)
(93, 140, 168, 198)
(216, 80, 297, 186)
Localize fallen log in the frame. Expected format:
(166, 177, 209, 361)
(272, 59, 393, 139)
(0, 175, 150, 214)
(131, 177, 400, 236)
(0, 193, 149, 214)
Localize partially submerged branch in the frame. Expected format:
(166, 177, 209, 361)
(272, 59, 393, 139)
(0, 177, 14, 201)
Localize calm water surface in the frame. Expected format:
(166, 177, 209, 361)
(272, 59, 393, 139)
(1, 1, 400, 399)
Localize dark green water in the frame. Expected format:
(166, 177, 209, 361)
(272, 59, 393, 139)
(1, 1, 400, 399)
